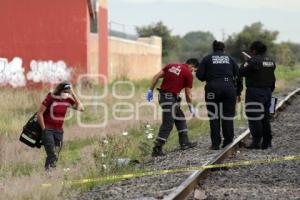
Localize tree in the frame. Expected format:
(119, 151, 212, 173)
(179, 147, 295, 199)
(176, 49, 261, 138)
(226, 22, 279, 62)
(287, 42, 300, 64)
(276, 43, 295, 67)
(180, 31, 215, 61)
(136, 21, 180, 62)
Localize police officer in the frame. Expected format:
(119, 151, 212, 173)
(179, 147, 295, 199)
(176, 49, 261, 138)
(239, 41, 276, 149)
(196, 40, 241, 150)
(147, 59, 199, 157)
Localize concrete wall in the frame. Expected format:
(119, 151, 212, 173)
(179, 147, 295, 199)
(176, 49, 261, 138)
(88, 33, 99, 76)
(108, 36, 162, 80)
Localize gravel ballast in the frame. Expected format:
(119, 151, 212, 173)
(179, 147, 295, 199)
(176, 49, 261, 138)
(72, 131, 230, 200)
(73, 90, 299, 200)
(72, 126, 252, 199)
(201, 94, 300, 200)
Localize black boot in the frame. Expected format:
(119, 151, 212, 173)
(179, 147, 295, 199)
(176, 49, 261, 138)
(210, 145, 220, 150)
(246, 142, 261, 149)
(261, 140, 272, 150)
(181, 142, 197, 150)
(246, 137, 261, 149)
(152, 146, 165, 157)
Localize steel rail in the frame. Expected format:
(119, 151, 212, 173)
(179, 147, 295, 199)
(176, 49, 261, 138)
(164, 88, 300, 200)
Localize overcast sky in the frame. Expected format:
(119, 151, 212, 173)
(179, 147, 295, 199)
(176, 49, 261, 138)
(108, 0, 300, 43)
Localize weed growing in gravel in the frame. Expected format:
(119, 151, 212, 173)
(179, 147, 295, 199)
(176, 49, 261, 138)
(92, 124, 156, 172)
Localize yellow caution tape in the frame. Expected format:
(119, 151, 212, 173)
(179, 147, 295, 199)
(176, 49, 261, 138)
(41, 155, 300, 188)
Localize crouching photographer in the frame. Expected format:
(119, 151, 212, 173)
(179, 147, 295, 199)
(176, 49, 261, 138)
(37, 81, 84, 171)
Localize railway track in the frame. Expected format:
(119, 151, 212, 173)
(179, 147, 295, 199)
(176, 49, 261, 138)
(74, 88, 300, 200)
(165, 88, 300, 200)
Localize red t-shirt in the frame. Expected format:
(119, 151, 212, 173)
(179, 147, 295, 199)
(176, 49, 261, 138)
(42, 93, 75, 131)
(160, 64, 193, 95)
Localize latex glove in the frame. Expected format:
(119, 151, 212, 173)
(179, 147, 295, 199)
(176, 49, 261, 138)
(188, 105, 196, 117)
(146, 89, 153, 102)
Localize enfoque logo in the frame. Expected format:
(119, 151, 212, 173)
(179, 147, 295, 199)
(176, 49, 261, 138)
(47, 74, 266, 128)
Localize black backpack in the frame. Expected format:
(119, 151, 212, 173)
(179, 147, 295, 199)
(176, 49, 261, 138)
(19, 113, 43, 148)
(19, 93, 54, 148)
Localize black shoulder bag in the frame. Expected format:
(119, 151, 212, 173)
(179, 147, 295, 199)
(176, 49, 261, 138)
(19, 93, 53, 148)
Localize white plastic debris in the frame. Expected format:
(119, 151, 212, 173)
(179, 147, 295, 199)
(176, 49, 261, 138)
(115, 158, 140, 166)
(194, 189, 207, 200)
(116, 158, 131, 165)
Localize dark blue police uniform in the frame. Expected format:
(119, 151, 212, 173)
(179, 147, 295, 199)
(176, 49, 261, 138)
(197, 50, 240, 149)
(239, 55, 276, 149)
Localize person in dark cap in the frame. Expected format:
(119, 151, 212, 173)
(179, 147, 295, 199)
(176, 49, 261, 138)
(239, 41, 276, 149)
(37, 81, 84, 170)
(196, 40, 241, 150)
(147, 58, 199, 157)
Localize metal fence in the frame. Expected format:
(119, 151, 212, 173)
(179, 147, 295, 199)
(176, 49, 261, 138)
(109, 21, 138, 41)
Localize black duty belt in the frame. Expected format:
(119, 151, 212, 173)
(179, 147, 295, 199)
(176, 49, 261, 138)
(208, 77, 234, 82)
(157, 88, 181, 102)
(157, 88, 177, 96)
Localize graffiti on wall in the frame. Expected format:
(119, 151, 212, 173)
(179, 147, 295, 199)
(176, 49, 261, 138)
(0, 57, 72, 87)
(27, 60, 71, 84)
(0, 57, 26, 87)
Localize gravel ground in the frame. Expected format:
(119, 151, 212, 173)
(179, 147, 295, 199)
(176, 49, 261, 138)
(201, 94, 300, 200)
(72, 89, 299, 200)
(72, 125, 247, 200)
(71, 133, 229, 200)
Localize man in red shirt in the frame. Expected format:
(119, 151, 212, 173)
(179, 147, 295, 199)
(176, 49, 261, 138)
(147, 58, 199, 157)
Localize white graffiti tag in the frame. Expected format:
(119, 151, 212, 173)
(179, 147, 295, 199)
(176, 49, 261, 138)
(0, 57, 26, 87)
(0, 57, 72, 87)
(27, 60, 72, 84)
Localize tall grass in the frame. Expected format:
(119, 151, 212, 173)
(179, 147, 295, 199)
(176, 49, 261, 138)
(274, 65, 300, 93)
(275, 65, 300, 81)
(0, 89, 44, 137)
